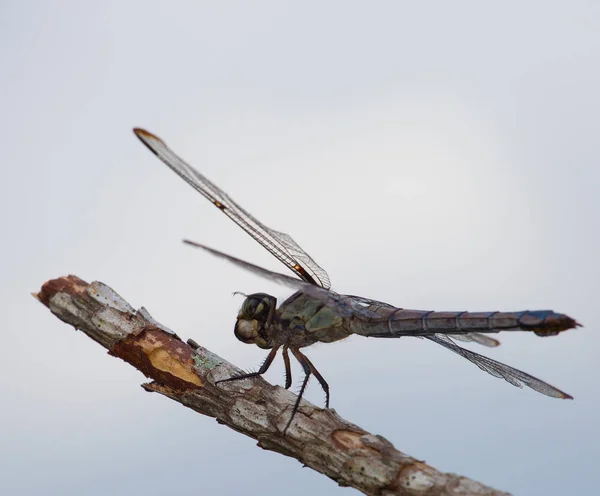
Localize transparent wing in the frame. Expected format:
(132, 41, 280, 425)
(426, 334, 572, 399)
(134, 128, 331, 289)
(183, 241, 356, 316)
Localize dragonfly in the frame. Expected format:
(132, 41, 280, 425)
(133, 127, 580, 433)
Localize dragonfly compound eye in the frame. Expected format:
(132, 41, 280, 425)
(240, 294, 275, 322)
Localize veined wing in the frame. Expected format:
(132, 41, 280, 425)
(183, 241, 356, 316)
(426, 334, 572, 399)
(133, 128, 330, 289)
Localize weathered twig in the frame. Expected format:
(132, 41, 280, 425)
(34, 275, 510, 496)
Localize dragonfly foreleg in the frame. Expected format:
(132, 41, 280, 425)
(215, 345, 280, 385)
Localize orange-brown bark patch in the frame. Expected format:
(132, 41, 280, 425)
(36, 275, 89, 306)
(332, 430, 379, 456)
(110, 328, 203, 389)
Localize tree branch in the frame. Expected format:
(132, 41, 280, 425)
(34, 275, 510, 496)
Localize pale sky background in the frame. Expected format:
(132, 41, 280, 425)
(1, 2, 599, 495)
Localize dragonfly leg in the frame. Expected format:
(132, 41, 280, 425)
(284, 348, 312, 434)
(215, 345, 280, 385)
(282, 346, 292, 389)
(295, 349, 330, 408)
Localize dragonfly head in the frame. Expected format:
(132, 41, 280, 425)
(235, 293, 277, 349)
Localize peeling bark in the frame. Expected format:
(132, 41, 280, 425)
(34, 275, 510, 496)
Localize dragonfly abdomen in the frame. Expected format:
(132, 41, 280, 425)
(353, 308, 579, 338)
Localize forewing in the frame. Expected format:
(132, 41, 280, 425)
(134, 128, 331, 289)
(183, 241, 356, 316)
(426, 335, 572, 399)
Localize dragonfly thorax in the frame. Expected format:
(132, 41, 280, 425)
(234, 293, 277, 349)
